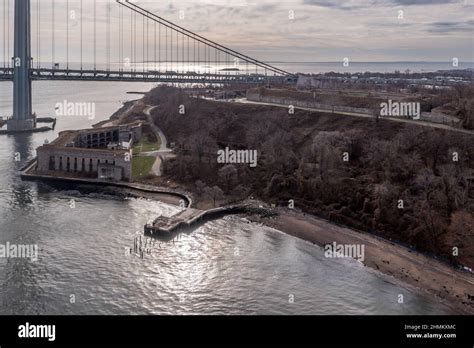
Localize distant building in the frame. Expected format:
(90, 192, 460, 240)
(35, 122, 142, 182)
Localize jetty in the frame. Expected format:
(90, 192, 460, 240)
(144, 204, 271, 236)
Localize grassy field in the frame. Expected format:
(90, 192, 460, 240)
(133, 136, 161, 154)
(131, 156, 156, 181)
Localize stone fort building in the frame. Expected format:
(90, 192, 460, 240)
(36, 122, 142, 182)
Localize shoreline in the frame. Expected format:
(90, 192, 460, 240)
(248, 207, 474, 314)
(24, 93, 473, 314)
(107, 95, 474, 314)
(20, 160, 193, 208)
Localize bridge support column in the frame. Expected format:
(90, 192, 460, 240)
(8, 0, 35, 132)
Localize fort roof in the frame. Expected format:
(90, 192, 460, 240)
(41, 121, 142, 154)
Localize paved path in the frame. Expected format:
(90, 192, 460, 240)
(141, 105, 175, 176)
(229, 98, 474, 135)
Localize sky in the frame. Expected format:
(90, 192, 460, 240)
(0, 0, 473, 64)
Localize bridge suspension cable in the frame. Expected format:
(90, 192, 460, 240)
(117, 0, 292, 76)
(1, 0, 294, 85)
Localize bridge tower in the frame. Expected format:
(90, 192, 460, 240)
(8, 0, 35, 131)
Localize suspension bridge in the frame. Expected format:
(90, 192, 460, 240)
(0, 0, 296, 132)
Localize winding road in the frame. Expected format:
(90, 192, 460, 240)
(229, 98, 474, 135)
(139, 105, 174, 176)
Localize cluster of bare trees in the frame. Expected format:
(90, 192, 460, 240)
(147, 86, 473, 267)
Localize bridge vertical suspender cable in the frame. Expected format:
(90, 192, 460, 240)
(171, 25, 173, 72)
(158, 20, 161, 71)
(165, 24, 167, 72)
(39, 0, 42, 68)
(107, 0, 111, 71)
(2, 0, 5, 68)
(36, 0, 39, 69)
(120, 4, 125, 71)
(178, 31, 180, 73)
(182, 31, 184, 73)
(146, 16, 149, 72)
(119, 4, 123, 71)
(93, 0, 96, 71)
(177, 31, 180, 73)
(176, 31, 178, 73)
(130, 8, 133, 72)
(4, 0, 6, 69)
(134, 8, 137, 72)
(118, 3, 121, 71)
(171, 27, 173, 72)
(7, 0, 9, 68)
(133, 10, 136, 72)
(141, 12, 144, 72)
(80, 0, 83, 70)
(52, 0, 55, 68)
(66, 0, 69, 70)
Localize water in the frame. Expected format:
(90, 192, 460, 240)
(0, 80, 457, 314)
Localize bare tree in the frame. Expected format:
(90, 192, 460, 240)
(218, 164, 238, 193)
(204, 185, 224, 208)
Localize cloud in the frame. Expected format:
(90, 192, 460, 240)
(303, 0, 463, 10)
(390, 0, 462, 5)
(302, 0, 375, 10)
(428, 19, 474, 33)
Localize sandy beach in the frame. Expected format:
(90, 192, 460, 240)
(249, 208, 474, 314)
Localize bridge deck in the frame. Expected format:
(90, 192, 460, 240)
(0, 68, 295, 84)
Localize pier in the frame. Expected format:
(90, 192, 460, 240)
(144, 205, 271, 236)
